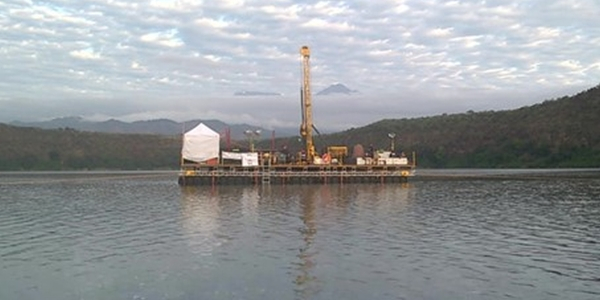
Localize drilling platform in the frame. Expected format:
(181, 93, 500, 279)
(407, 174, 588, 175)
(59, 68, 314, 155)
(178, 46, 416, 185)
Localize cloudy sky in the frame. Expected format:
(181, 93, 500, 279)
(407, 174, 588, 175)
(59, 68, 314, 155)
(1, 0, 599, 131)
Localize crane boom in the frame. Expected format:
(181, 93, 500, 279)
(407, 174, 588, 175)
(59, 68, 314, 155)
(300, 45, 316, 163)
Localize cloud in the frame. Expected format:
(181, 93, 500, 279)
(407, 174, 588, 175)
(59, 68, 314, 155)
(140, 29, 184, 47)
(428, 27, 454, 37)
(301, 18, 354, 31)
(70, 48, 102, 60)
(0, 0, 599, 131)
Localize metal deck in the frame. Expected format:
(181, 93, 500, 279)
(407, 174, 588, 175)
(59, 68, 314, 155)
(178, 164, 416, 185)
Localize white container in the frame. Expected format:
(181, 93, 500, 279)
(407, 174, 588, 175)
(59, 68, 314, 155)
(356, 157, 365, 165)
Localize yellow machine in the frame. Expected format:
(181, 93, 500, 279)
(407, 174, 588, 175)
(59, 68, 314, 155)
(327, 146, 348, 164)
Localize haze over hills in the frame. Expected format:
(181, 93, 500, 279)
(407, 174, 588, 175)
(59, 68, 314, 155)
(8, 84, 360, 137)
(234, 91, 282, 96)
(10, 117, 298, 140)
(232, 84, 358, 97)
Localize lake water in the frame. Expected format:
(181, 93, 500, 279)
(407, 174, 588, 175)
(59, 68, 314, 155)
(1, 170, 599, 300)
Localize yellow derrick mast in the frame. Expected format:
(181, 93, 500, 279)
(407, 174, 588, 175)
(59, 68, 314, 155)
(300, 45, 317, 163)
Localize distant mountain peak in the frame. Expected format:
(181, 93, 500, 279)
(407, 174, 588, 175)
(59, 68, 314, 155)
(316, 83, 358, 96)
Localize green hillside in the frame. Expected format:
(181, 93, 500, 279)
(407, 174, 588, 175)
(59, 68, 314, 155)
(263, 84, 600, 168)
(0, 126, 181, 170)
(1, 84, 599, 170)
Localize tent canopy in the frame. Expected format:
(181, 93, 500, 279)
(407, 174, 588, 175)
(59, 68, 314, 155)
(181, 123, 220, 163)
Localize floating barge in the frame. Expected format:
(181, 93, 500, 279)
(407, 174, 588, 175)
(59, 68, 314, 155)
(177, 45, 417, 186)
(178, 163, 416, 186)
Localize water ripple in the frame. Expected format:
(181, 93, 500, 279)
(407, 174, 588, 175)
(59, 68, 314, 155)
(0, 173, 599, 299)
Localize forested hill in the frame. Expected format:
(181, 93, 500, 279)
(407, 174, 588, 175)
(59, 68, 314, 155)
(1, 84, 599, 170)
(317, 84, 600, 168)
(0, 126, 181, 170)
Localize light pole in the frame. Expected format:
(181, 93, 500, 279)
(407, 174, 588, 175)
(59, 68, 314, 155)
(244, 129, 261, 152)
(388, 133, 396, 152)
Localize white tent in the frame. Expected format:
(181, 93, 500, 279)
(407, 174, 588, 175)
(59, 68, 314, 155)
(181, 123, 220, 163)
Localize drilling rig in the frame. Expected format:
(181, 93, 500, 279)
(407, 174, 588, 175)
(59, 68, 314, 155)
(299, 45, 317, 164)
(177, 45, 416, 186)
